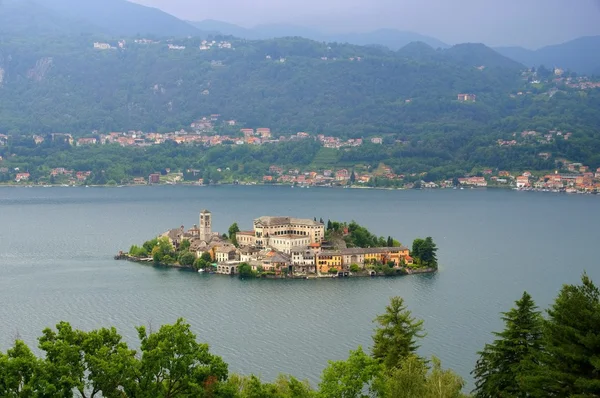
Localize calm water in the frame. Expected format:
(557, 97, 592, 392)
(0, 185, 598, 387)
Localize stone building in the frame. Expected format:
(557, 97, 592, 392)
(199, 209, 212, 242)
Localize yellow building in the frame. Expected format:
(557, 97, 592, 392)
(316, 252, 344, 273)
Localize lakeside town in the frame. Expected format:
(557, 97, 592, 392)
(118, 210, 437, 278)
(2, 121, 600, 193)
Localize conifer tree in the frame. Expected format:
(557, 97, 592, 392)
(472, 291, 542, 397)
(522, 274, 600, 397)
(372, 297, 425, 370)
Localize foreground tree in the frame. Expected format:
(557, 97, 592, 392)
(373, 355, 466, 398)
(472, 291, 542, 397)
(228, 374, 314, 398)
(372, 297, 426, 370)
(132, 318, 230, 398)
(522, 274, 600, 397)
(318, 347, 379, 398)
(38, 322, 138, 398)
(0, 340, 51, 397)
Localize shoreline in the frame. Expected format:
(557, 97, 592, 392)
(114, 254, 437, 279)
(0, 183, 595, 196)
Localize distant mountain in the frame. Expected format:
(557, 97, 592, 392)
(0, 0, 202, 37)
(396, 41, 441, 61)
(495, 36, 600, 75)
(0, 0, 105, 36)
(188, 20, 448, 50)
(445, 43, 523, 70)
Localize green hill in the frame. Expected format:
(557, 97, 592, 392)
(0, 35, 525, 136)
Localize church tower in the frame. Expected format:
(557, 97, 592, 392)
(199, 209, 212, 242)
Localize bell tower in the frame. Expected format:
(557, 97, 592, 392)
(199, 209, 212, 242)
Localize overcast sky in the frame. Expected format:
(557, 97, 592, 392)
(130, 0, 600, 48)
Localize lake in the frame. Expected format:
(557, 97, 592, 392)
(0, 185, 598, 388)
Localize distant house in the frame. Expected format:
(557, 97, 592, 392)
(256, 128, 271, 138)
(516, 176, 530, 188)
(335, 169, 350, 181)
(76, 138, 97, 146)
(148, 173, 160, 184)
(93, 42, 112, 50)
(457, 93, 476, 102)
(15, 172, 30, 182)
(370, 137, 383, 144)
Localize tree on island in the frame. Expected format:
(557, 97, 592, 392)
(228, 223, 240, 247)
(179, 239, 191, 252)
(151, 237, 176, 264)
(472, 292, 543, 397)
(412, 237, 438, 268)
(178, 251, 196, 267)
(237, 263, 256, 279)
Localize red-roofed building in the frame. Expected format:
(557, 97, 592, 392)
(15, 172, 30, 182)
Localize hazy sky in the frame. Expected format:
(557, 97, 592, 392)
(130, 0, 600, 48)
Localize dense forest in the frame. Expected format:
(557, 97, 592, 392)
(1, 275, 598, 397)
(0, 34, 526, 136)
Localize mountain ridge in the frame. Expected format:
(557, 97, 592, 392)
(0, 0, 203, 37)
(495, 36, 600, 75)
(188, 19, 449, 49)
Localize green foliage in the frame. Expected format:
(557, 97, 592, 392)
(318, 347, 380, 398)
(472, 291, 543, 397)
(201, 252, 213, 263)
(328, 268, 339, 274)
(229, 223, 241, 247)
(179, 239, 191, 252)
(194, 259, 208, 270)
(381, 264, 396, 276)
(373, 355, 467, 398)
(412, 237, 438, 268)
(0, 340, 48, 397)
(228, 374, 314, 398)
(134, 318, 229, 397)
(349, 264, 361, 273)
(238, 263, 257, 279)
(521, 274, 600, 397)
(129, 244, 148, 257)
(326, 220, 397, 249)
(178, 251, 196, 267)
(151, 236, 175, 264)
(372, 296, 426, 370)
(38, 321, 138, 397)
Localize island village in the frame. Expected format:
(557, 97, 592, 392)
(119, 210, 437, 278)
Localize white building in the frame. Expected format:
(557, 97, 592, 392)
(93, 42, 112, 50)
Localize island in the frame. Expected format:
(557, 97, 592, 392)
(116, 210, 438, 278)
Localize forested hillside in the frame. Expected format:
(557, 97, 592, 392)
(0, 33, 526, 136)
